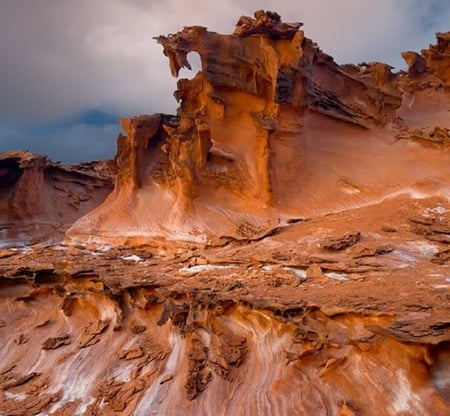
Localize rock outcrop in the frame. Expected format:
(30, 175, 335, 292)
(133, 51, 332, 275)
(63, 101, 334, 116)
(401, 31, 450, 88)
(397, 31, 450, 128)
(67, 11, 450, 246)
(1, 194, 450, 415)
(0, 10, 450, 416)
(0, 151, 113, 246)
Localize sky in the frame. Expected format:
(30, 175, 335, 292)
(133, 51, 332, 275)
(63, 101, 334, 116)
(0, 0, 449, 162)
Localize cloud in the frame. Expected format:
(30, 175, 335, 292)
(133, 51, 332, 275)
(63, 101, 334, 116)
(0, 0, 448, 161)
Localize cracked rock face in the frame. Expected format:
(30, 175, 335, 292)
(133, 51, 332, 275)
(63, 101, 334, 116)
(66, 11, 449, 246)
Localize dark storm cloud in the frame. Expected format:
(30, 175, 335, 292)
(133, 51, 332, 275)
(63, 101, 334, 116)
(0, 0, 449, 161)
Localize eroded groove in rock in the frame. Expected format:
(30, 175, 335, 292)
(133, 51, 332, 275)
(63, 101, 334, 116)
(0, 273, 448, 415)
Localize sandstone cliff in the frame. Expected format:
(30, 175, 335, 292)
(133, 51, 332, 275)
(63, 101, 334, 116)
(0, 151, 113, 246)
(67, 11, 450, 246)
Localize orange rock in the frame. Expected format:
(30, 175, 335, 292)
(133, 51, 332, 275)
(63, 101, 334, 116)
(66, 12, 450, 247)
(306, 263, 323, 279)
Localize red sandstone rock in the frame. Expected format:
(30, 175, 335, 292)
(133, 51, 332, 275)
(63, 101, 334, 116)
(0, 150, 113, 246)
(402, 31, 450, 87)
(67, 12, 449, 246)
(0, 11, 449, 416)
(1, 194, 450, 415)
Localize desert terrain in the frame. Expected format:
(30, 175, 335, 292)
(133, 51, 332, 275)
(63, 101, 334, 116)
(0, 11, 449, 415)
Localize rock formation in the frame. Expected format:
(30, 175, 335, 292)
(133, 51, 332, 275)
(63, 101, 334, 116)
(1, 194, 450, 415)
(0, 151, 113, 246)
(0, 10, 449, 416)
(67, 10, 449, 245)
(401, 31, 450, 87)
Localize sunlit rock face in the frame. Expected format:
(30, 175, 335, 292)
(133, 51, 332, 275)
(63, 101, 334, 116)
(67, 10, 449, 246)
(1, 226, 450, 415)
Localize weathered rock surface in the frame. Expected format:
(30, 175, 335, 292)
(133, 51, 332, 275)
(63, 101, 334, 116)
(401, 31, 450, 88)
(1, 195, 450, 415)
(67, 11, 450, 246)
(1, 10, 450, 416)
(0, 151, 113, 246)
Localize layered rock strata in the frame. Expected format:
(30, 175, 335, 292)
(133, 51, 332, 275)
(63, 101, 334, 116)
(0, 11, 449, 416)
(0, 151, 113, 246)
(67, 11, 450, 245)
(1, 194, 450, 415)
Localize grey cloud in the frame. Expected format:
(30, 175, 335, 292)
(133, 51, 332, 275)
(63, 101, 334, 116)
(0, 0, 243, 123)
